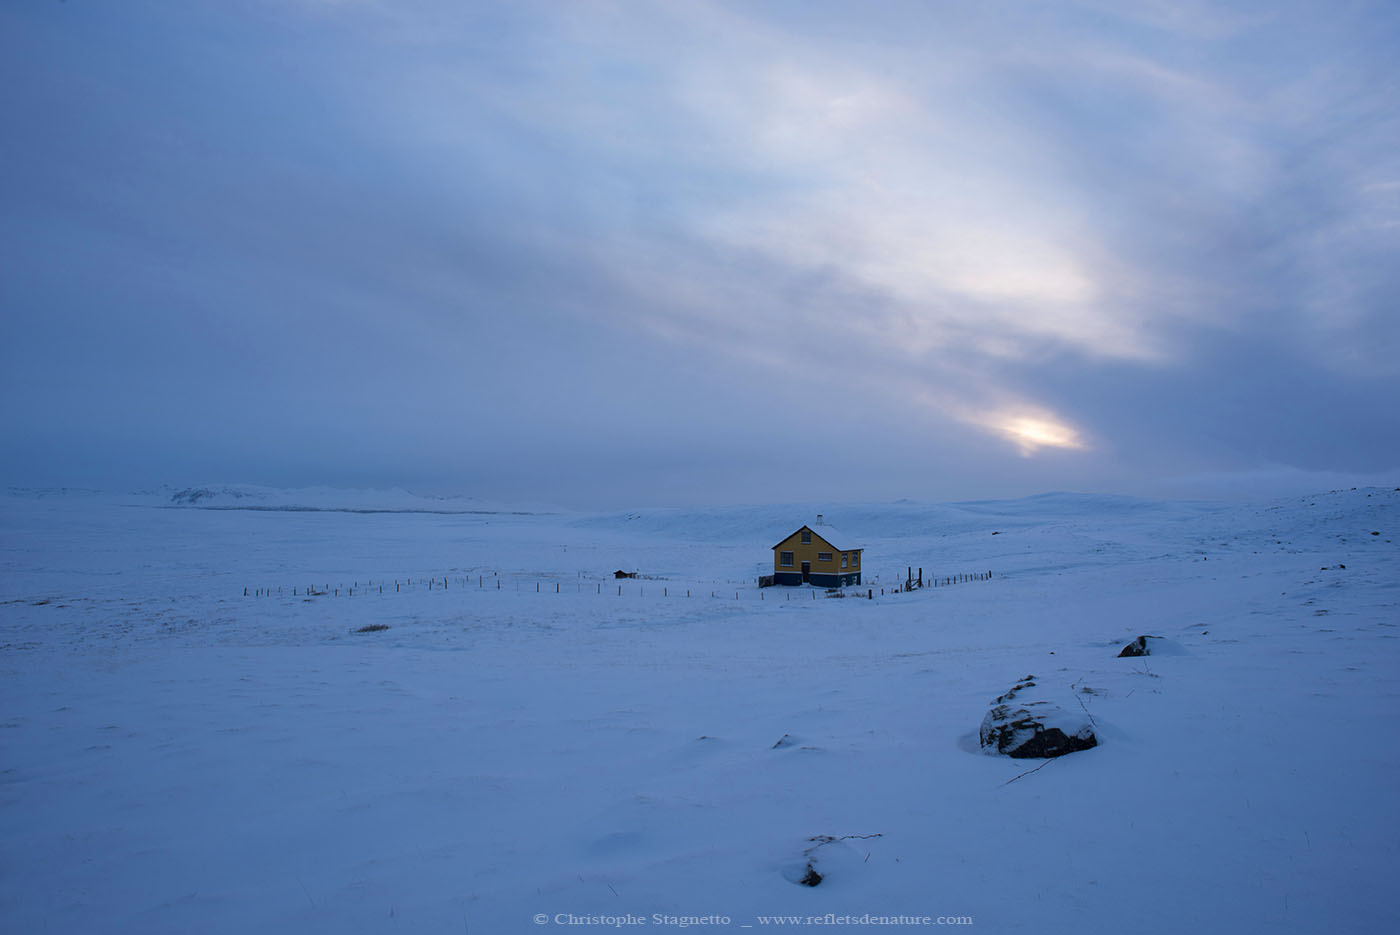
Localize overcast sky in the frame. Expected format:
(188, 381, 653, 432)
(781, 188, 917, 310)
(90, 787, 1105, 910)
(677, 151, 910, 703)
(3, 0, 1398, 507)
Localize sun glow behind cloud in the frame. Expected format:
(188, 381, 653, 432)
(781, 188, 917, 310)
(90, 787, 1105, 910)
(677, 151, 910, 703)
(907, 387, 1089, 458)
(989, 414, 1089, 456)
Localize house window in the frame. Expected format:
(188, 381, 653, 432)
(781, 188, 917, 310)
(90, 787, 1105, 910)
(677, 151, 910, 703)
(852, 552, 859, 566)
(779, 551, 794, 567)
(817, 552, 832, 562)
(801, 530, 811, 544)
(842, 554, 848, 567)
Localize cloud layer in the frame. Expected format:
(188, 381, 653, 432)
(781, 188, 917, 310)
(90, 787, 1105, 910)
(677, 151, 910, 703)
(2, 0, 1397, 505)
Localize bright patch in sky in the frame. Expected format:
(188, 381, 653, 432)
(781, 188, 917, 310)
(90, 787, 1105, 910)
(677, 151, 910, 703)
(989, 414, 1088, 456)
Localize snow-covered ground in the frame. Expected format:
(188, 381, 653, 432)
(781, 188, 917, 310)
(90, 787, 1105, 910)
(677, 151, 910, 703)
(2, 486, 1397, 933)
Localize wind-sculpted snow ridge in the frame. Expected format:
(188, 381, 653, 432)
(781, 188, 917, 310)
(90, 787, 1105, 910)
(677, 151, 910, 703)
(572, 493, 1231, 545)
(176, 502, 538, 516)
(4, 485, 107, 499)
(161, 484, 539, 514)
(950, 490, 1227, 518)
(106, 484, 551, 515)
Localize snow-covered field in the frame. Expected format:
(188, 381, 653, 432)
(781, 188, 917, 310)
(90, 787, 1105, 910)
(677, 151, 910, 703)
(2, 486, 1398, 933)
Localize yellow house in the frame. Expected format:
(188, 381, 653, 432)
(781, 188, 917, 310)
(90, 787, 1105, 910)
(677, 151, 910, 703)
(772, 517, 862, 587)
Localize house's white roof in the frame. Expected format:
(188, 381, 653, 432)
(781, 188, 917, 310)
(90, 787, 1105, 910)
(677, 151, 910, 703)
(774, 522, 860, 551)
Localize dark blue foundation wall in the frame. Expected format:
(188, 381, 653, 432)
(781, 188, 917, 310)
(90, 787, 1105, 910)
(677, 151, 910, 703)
(773, 572, 862, 587)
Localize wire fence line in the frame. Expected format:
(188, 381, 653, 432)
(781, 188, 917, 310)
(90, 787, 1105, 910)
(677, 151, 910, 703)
(239, 569, 999, 601)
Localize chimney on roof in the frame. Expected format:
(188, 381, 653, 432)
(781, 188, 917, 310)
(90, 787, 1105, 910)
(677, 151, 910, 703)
(816, 513, 824, 525)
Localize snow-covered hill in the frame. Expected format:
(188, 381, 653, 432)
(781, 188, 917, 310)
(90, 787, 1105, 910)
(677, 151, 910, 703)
(1, 487, 1396, 932)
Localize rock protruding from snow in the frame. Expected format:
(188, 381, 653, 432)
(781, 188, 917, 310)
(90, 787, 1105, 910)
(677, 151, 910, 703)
(1118, 635, 1151, 657)
(979, 676, 1097, 759)
(1117, 635, 1188, 657)
(784, 833, 882, 887)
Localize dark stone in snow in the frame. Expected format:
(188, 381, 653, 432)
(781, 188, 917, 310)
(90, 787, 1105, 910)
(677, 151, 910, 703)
(1118, 635, 1150, 657)
(980, 676, 1097, 759)
(798, 863, 823, 886)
